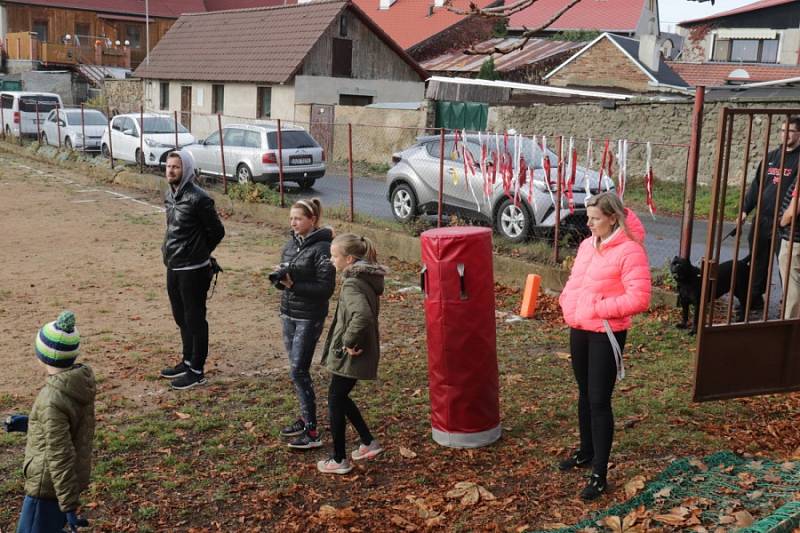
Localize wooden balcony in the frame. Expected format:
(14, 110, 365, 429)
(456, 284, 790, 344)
(5, 32, 131, 69)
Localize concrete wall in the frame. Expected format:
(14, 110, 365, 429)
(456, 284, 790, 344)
(490, 98, 800, 184)
(294, 74, 424, 105)
(779, 29, 800, 65)
(331, 104, 428, 164)
(104, 78, 143, 113)
(22, 70, 74, 104)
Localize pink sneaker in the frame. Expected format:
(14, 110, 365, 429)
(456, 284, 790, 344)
(317, 458, 353, 474)
(351, 440, 384, 461)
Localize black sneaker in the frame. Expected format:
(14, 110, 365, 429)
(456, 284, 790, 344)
(170, 370, 207, 390)
(558, 451, 593, 471)
(580, 473, 607, 501)
(280, 419, 306, 438)
(288, 429, 322, 449)
(160, 361, 188, 379)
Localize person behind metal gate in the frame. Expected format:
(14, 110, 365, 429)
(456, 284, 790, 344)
(741, 116, 800, 314)
(159, 151, 225, 390)
(557, 192, 651, 501)
(774, 117, 800, 319)
(272, 198, 335, 450)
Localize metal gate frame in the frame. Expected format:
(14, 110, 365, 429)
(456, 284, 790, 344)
(694, 107, 800, 401)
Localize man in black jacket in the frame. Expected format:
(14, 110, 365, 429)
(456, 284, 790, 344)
(741, 118, 800, 312)
(160, 151, 225, 390)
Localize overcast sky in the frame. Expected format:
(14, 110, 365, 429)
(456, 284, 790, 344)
(659, 0, 760, 32)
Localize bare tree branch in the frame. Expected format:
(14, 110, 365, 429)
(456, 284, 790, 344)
(443, 0, 585, 55)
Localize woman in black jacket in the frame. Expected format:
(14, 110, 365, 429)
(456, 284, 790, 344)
(273, 198, 335, 449)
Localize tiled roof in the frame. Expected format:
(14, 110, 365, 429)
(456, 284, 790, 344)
(133, 1, 426, 83)
(679, 0, 797, 26)
(421, 37, 582, 73)
(1, 0, 207, 18)
(509, 0, 646, 33)
(667, 62, 800, 87)
(350, 0, 497, 49)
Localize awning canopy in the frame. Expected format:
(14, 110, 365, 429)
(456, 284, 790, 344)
(716, 29, 777, 40)
(97, 14, 148, 23)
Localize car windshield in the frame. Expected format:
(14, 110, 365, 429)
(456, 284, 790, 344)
(19, 96, 59, 113)
(266, 130, 318, 149)
(66, 111, 106, 126)
(137, 117, 189, 134)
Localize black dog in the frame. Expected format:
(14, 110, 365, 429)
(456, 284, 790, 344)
(669, 255, 752, 335)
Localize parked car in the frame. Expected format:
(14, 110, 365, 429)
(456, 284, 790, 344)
(184, 123, 325, 189)
(0, 91, 62, 138)
(386, 134, 611, 243)
(41, 108, 108, 151)
(100, 113, 196, 166)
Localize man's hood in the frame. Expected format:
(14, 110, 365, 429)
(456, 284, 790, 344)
(174, 150, 196, 196)
(46, 364, 96, 406)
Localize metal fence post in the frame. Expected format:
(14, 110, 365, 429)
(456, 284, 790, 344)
(348, 123, 354, 223)
(106, 105, 115, 169)
(173, 110, 179, 152)
(553, 135, 563, 263)
(56, 107, 61, 148)
(1, 103, 5, 141)
(35, 97, 41, 144)
(218, 113, 227, 194)
(80, 104, 86, 155)
(277, 118, 285, 208)
(438, 128, 445, 228)
(139, 104, 144, 173)
(680, 85, 705, 260)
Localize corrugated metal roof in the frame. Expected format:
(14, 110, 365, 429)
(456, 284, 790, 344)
(509, 0, 646, 33)
(133, 1, 426, 83)
(679, 0, 797, 26)
(420, 37, 582, 73)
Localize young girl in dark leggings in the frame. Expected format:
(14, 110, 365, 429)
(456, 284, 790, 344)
(558, 192, 651, 500)
(317, 234, 386, 474)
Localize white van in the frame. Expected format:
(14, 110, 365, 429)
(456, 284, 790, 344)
(0, 91, 63, 138)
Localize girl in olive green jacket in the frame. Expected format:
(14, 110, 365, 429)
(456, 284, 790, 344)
(317, 234, 387, 475)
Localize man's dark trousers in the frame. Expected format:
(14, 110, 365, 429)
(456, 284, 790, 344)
(167, 267, 212, 372)
(748, 222, 781, 307)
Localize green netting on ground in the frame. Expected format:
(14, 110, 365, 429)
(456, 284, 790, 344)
(535, 452, 800, 532)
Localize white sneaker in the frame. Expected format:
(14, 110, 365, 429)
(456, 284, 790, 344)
(351, 440, 384, 461)
(317, 458, 353, 474)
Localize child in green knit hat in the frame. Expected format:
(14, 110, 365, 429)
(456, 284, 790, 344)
(4, 311, 95, 532)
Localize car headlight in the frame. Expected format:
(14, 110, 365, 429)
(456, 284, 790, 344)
(145, 139, 171, 148)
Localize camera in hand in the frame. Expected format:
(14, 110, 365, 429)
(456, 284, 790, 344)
(269, 263, 290, 289)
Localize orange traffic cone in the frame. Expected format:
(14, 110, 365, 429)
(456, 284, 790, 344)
(519, 274, 541, 318)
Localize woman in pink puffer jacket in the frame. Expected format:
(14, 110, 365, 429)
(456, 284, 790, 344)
(557, 192, 651, 501)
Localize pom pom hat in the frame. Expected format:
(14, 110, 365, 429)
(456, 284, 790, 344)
(35, 310, 80, 367)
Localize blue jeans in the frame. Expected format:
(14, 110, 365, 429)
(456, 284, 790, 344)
(282, 316, 324, 428)
(16, 495, 66, 533)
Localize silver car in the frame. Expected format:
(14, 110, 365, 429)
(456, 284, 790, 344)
(186, 123, 325, 189)
(386, 134, 610, 242)
(41, 108, 108, 151)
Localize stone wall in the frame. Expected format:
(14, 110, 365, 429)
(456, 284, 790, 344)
(489, 98, 800, 184)
(103, 79, 143, 114)
(331, 104, 429, 164)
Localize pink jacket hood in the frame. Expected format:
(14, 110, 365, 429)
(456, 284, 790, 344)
(559, 208, 651, 332)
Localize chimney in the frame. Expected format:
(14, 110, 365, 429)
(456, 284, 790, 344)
(379, 0, 396, 9)
(638, 33, 661, 73)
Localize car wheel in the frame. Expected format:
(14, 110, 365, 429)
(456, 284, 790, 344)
(101, 143, 110, 158)
(41, 132, 48, 145)
(495, 198, 533, 243)
(390, 183, 418, 223)
(298, 178, 315, 190)
(65, 137, 73, 150)
(237, 164, 252, 184)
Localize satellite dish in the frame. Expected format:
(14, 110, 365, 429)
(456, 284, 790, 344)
(728, 68, 751, 80)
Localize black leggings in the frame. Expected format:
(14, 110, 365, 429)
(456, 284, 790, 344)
(328, 375, 373, 462)
(569, 327, 627, 478)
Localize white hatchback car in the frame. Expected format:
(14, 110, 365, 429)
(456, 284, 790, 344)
(41, 108, 108, 151)
(101, 113, 196, 166)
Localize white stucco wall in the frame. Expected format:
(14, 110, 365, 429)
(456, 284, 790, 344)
(293, 75, 424, 105)
(779, 29, 800, 65)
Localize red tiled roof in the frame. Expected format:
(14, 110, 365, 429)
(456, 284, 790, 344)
(1, 0, 207, 18)
(667, 62, 800, 87)
(421, 37, 582, 73)
(133, 1, 426, 83)
(679, 0, 797, 26)
(509, 0, 646, 33)
(350, 0, 497, 49)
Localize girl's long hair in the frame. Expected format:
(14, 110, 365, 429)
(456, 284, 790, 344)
(291, 198, 322, 227)
(586, 192, 638, 244)
(332, 233, 377, 263)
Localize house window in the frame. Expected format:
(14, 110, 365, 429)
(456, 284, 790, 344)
(32, 21, 48, 42)
(332, 38, 352, 78)
(339, 94, 373, 106)
(212, 84, 224, 114)
(75, 23, 91, 41)
(159, 82, 169, 110)
(339, 14, 348, 37)
(126, 25, 142, 48)
(257, 86, 271, 118)
(712, 38, 779, 63)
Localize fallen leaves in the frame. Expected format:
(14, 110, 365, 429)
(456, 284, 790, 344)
(399, 446, 417, 459)
(174, 411, 191, 420)
(623, 475, 646, 498)
(445, 481, 495, 506)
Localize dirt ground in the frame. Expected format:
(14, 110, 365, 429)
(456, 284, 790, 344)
(0, 150, 292, 410)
